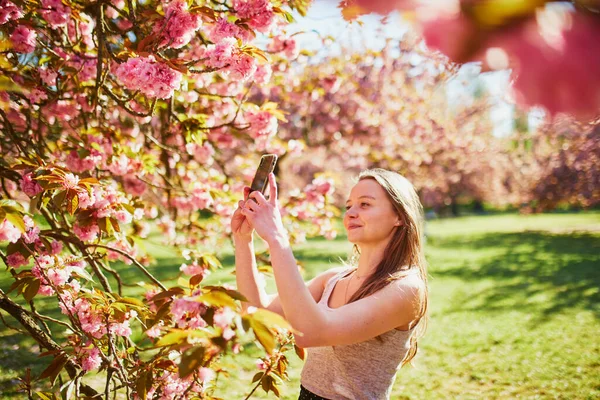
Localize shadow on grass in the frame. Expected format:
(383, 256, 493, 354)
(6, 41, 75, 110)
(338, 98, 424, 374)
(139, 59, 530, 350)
(430, 230, 600, 320)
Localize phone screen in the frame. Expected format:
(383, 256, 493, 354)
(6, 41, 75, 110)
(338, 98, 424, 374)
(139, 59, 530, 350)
(249, 154, 278, 195)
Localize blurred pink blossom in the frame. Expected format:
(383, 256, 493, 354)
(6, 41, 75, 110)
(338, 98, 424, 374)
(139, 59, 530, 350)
(123, 175, 147, 197)
(233, 0, 276, 33)
(155, 0, 202, 49)
(20, 173, 43, 197)
(11, 25, 37, 53)
(209, 18, 254, 43)
(0, 0, 23, 25)
(73, 223, 100, 242)
(40, 0, 71, 28)
(245, 109, 278, 139)
(6, 253, 28, 268)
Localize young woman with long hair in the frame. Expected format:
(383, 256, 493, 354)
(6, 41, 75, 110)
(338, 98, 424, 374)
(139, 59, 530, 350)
(231, 168, 428, 400)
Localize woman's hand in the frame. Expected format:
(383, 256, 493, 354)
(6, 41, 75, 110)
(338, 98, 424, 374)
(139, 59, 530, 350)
(241, 173, 288, 246)
(231, 187, 254, 242)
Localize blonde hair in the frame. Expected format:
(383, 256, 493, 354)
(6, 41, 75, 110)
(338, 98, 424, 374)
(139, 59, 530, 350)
(346, 168, 428, 366)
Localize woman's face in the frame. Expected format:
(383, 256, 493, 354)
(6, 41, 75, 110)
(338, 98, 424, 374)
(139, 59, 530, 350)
(343, 179, 401, 246)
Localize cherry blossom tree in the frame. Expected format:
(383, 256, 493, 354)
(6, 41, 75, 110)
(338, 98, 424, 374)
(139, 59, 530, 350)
(0, 0, 334, 398)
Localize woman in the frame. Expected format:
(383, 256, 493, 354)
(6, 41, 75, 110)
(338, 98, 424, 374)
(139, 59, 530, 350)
(231, 168, 428, 400)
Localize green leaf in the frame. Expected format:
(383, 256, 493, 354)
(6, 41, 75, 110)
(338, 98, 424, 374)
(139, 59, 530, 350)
(115, 296, 146, 308)
(39, 353, 68, 385)
(251, 372, 264, 383)
(5, 213, 26, 233)
(247, 318, 276, 355)
(178, 346, 206, 379)
(195, 290, 237, 309)
(250, 309, 294, 332)
(23, 278, 40, 302)
(0, 199, 25, 213)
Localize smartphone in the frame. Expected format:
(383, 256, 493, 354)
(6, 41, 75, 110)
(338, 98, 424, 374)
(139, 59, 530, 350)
(249, 154, 278, 196)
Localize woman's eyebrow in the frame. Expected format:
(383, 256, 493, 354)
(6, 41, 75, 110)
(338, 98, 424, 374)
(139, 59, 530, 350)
(346, 195, 376, 204)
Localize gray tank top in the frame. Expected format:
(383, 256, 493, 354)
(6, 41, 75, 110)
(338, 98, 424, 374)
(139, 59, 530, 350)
(300, 268, 415, 400)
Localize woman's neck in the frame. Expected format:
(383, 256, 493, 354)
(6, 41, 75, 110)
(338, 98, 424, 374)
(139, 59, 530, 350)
(355, 241, 388, 278)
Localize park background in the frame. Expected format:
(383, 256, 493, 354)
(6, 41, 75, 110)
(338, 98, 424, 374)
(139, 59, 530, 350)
(0, 0, 599, 399)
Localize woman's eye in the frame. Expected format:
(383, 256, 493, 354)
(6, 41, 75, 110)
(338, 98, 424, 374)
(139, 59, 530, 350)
(345, 205, 351, 210)
(360, 203, 370, 207)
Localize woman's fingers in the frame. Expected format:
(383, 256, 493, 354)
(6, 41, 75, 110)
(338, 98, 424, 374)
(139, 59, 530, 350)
(268, 173, 278, 205)
(248, 190, 267, 205)
(243, 186, 250, 200)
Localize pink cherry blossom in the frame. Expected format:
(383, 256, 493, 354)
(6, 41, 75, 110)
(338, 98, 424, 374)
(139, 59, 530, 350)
(40, 0, 71, 28)
(244, 109, 278, 139)
(81, 347, 102, 372)
(0, 0, 24, 25)
(46, 267, 69, 286)
(155, 0, 202, 49)
(268, 35, 299, 59)
(213, 307, 235, 329)
(29, 88, 48, 104)
(20, 173, 43, 197)
(233, 0, 276, 33)
(115, 56, 182, 99)
(254, 63, 272, 85)
(421, 11, 476, 63)
(73, 223, 100, 242)
(38, 67, 58, 86)
(123, 175, 147, 197)
(206, 37, 236, 69)
(209, 18, 254, 43)
(114, 209, 132, 224)
(6, 253, 29, 268)
(229, 53, 258, 81)
(11, 25, 37, 53)
(186, 142, 215, 164)
(66, 150, 97, 173)
(179, 261, 209, 277)
(77, 190, 96, 209)
(0, 219, 22, 243)
(62, 173, 80, 189)
(490, 12, 600, 119)
(197, 367, 216, 383)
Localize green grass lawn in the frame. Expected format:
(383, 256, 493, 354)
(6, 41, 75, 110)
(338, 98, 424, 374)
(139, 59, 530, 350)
(2, 212, 600, 399)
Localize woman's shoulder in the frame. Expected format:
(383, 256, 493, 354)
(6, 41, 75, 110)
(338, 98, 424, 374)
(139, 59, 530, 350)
(386, 269, 426, 297)
(311, 266, 352, 288)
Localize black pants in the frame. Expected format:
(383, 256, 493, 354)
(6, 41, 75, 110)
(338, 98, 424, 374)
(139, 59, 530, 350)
(299, 385, 330, 400)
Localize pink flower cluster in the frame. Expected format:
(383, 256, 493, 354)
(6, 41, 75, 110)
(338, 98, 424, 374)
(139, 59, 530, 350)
(20, 173, 43, 197)
(0, 219, 22, 243)
(233, 0, 276, 33)
(115, 56, 182, 99)
(39, 67, 58, 86)
(40, 0, 71, 28)
(268, 35, 299, 59)
(179, 260, 210, 278)
(209, 18, 254, 43)
(11, 25, 37, 53)
(155, 0, 202, 49)
(244, 109, 278, 139)
(170, 296, 207, 329)
(170, 185, 213, 213)
(205, 37, 258, 81)
(144, 370, 204, 400)
(80, 346, 102, 372)
(185, 142, 215, 165)
(59, 289, 136, 338)
(0, 0, 23, 25)
(30, 256, 86, 296)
